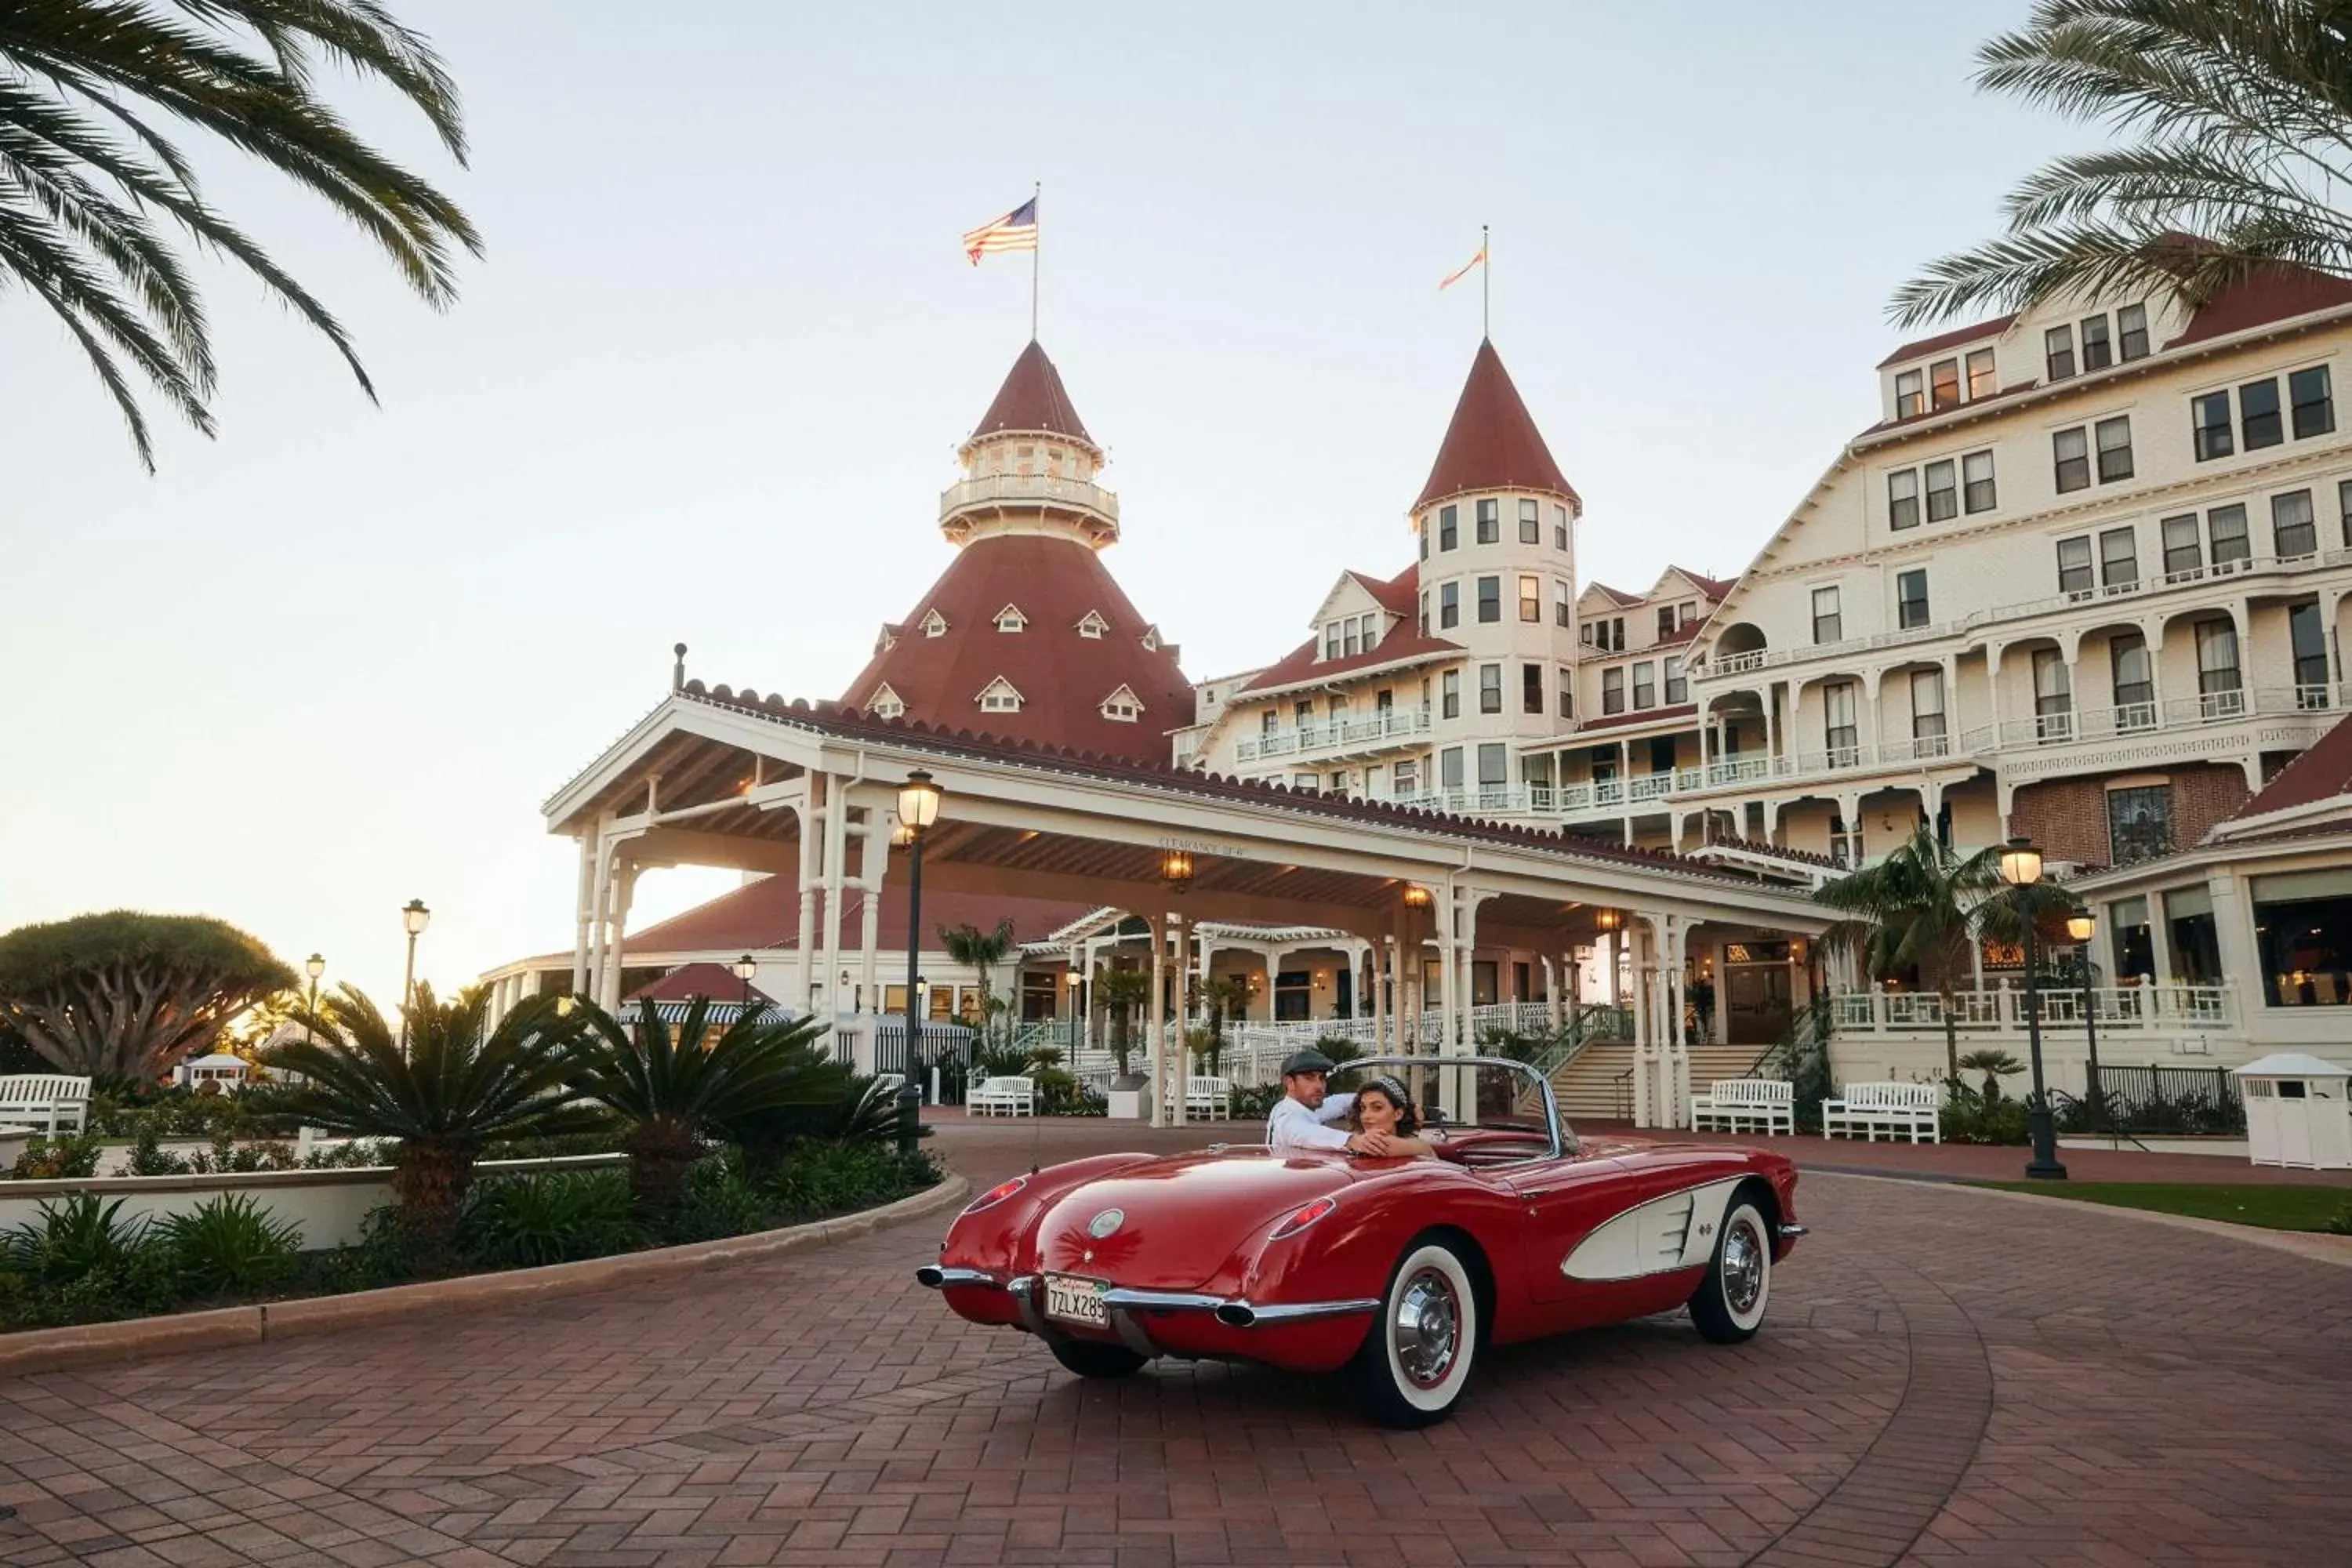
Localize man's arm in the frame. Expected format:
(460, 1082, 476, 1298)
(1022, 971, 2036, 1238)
(1315, 1091, 1357, 1125)
(1273, 1115, 1355, 1152)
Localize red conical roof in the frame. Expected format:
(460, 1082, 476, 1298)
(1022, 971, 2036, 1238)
(839, 532, 1192, 763)
(1413, 339, 1578, 511)
(969, 339, 1093, 447)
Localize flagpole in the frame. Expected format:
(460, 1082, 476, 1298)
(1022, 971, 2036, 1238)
(1482, 223, 1490, 339)
(1031, 180, 1042, 341)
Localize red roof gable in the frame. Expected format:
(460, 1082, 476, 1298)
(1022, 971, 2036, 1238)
(1345, 564, 1418, 618)
(1875, 314, 2016, 370)
(626, 962, 775, 1004)
(626, 877, 1099, 956)
(2219, 713, 2352, 823)
(1413, 339, 1579, 511)
(1583, 582, 1639, 608)
(1232, 625, 1462, 701)
(969, 339, 1093, 448)
(839, 532, 1192, 764)
(1669, 566, 1737, 600)
(2169, 260, 2352, 349)
(1573, 702, 1698, 734)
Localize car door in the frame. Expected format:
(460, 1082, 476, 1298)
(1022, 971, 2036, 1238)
(1503, 1153, 1638, 1306)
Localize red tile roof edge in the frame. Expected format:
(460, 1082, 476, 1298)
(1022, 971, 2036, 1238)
(1567, 702, 1699, 734)
(665, 682, 1780, 887)
(2217, 712, 2352, 823)
(1875, 314, 2019, 371)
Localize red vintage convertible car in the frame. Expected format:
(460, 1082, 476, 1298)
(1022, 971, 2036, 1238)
(917, 1055, 1802, 1425)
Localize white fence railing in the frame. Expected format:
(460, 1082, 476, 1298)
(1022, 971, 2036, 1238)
(1234, 706, 1433, 764)
(1830, 985, 2234, 1034)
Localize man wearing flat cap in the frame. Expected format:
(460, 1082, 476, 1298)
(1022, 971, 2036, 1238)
(1265, 1048, 1393, 1156)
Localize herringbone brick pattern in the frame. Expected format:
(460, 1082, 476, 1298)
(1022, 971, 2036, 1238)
(0, 1118, 2346, 1565)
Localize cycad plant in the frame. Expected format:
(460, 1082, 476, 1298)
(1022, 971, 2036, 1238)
(1092, 967, 1152, 1078)
(1958, 1049, 2028, 1105)
(566, 998, 849, 1214)
(1894, 0, 2352, 328)
(267, 985, 599, 1259)
(0, 2, 481, 468)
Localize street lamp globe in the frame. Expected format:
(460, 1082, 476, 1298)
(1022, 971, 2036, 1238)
(732, 953, 758, 982)
(1997, 837, 2043, 887)
(2066, 906, 2097, 945)
(897, 770, 943, 833)
(1402, 884, 1432, 909)
(305, 953, 326, 981)
(402, 898, 431, 936)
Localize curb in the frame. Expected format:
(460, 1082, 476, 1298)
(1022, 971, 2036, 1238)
(0, 1170, 969, 1379)
(1809, 1167, 2352, 1271)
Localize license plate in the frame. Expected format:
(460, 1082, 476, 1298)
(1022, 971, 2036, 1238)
(1044, 1274, 1108, 1328)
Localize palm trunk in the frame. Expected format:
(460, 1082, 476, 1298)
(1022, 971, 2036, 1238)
(1940, 985, 1961, 1098)
(392, 1135, 480, 1269)
(624, 1122, 702, 1216)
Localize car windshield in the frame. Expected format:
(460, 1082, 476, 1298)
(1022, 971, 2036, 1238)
(1327, 1054, 1572, 1162)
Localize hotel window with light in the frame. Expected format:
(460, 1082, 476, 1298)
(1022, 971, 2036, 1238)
(1965, 348, 1997, 398)
(1475, 499, 1499, 544)
(1519, 575, 1541, 622)
(1479, 664, 1501, 714)
(1519, 499, 1540, 543)
(1895, 368, 1925, 419)
(1929, 358, 1961, 411)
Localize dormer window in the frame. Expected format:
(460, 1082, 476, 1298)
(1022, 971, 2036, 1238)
(1965, 347, 1996, 399)
(875, 626, 898, 655)
(1895, 368, 1924, 419)
(1100, 685, 1142, 723)
(1929, 358, 1961, 411)
(977, 677, 1024, 713)
(994, 604, 1027, 633)
(868, 684, 905, 720)
(1141, 627, 1160, 652)
(920, 608, 948, 638)
(1076, 610, 1109, 640)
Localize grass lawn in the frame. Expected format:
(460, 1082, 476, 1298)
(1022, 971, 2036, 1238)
(1973, 1181, 2352, 1232)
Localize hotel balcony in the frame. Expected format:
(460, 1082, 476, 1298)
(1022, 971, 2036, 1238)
(1232, 706, 1433, 764)
(1958, 683, 2347, 757)
(1829, 983, 2237, 1036)
(938, 473, 1121, 540)
(1690, 546, 2352, 684)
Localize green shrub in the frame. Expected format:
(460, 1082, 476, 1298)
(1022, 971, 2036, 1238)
(1229, 1083, 1283, 1120)
(3, 1191, 149, 1283)
(2328, 1199, 2352, 1237)
(125, 1124, 194, 1176)
(0, 1192, 183, 1327)
(1314, 1036, 1365, 1068)
(154, 1195, 302, 1297)
(657, 1152, 768, 1244)
(762, 1143, 937, 1223)
(299, 1138, 392, 1168)
(459, 1170, 641, 1269)
(1940, 1092, 2031, 1145)
(7, 1134, 104, 1180)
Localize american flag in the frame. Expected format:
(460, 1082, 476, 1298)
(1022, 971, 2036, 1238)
(963, 197, 1038, 265)
(1439, 239, 1487, 291)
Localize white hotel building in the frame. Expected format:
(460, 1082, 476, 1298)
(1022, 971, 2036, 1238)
(488, 253, 2352, 1115)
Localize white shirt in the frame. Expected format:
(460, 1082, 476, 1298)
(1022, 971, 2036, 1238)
(1266, 1091, 1357, 1153)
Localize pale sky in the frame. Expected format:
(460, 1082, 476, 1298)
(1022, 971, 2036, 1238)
(0, 2, 2086, 1007)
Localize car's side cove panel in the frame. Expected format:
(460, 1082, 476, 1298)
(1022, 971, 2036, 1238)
(1562, 1177, 1746, 1282)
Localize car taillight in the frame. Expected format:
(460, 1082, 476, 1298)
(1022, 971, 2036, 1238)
(1269, 1196, 1336, 1240)
(962, 1174, 1029, 1215)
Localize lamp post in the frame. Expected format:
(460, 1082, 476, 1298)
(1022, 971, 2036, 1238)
(303, 953, 325, 1045)
(1403, 884, 1432, 1054)
(733, 953, 758, 1019)
(2065, 906, 2104, 1138)
(896, 771, 944, 1153)
(1997, 838, 2067, 1181)
(1065, 969, 1082, 1058)
(1160, 850, 1195, 1124)
(399, 900, 430, 1061)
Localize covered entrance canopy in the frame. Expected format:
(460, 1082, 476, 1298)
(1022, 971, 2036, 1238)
(539, 680, 1831, 1127)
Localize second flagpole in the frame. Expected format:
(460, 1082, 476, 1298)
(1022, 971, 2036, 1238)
(1031, 180, 1042, 340)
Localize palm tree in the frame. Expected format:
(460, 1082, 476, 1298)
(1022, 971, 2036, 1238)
(1, 2, 481, 469)
(1813, 826, 2010, 1093)
(1199, 975, 1251, 1076)
(1893, 1, 2352, 328)
(566, 998, 850, 1214)
(267, 985, 598, 1259)
(1958, 1049, 2027, 1105)
(938, 919, 1016, 1046)
(1092, 967, 1152, 1078)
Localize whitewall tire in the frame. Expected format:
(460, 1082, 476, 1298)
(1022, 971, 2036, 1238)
(1688, 1198, 1771, 1344)
(1348, 1238, 1479, 1428)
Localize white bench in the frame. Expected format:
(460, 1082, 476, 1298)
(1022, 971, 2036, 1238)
(1690, 1078, 1794, 1135)
(1820, 1080, 1941, 1143)
(968, 1075, 1036, 1117)
(1185, 1075, 1232, 1120)
(871, 1072, 906, 1098)
(0, 1074, 91, 1135)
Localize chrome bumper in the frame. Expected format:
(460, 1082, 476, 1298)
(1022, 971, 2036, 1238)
(914, 1267, 1379, 1356)
(1778, 1223, 1808, 1239)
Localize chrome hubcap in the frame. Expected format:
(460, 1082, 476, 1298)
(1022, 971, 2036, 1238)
(1392, 1268, 1459, 1388)
(1722, 1219, 1765, 1316)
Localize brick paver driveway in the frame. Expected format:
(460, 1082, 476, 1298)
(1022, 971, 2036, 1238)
(2, 1118, 2348, 1567)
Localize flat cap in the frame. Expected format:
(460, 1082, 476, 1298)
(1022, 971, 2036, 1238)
(1279, 1048, 1336, 1078)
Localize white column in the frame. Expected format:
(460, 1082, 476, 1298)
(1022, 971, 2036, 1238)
(820, 775, 848, 1026)
(856, 805, 883, 1039)
(570, 835, 596, 998)
(1630, 918, 1653, 1127)
(1371, 932, 1389, 1051)
(793, 804, 818, 1012)
(1666, 916, 1690, 1129)
(600, 862, 637, 1012)
(1148, 913, 1167, 1129)
(1170, 913, 1189, 1127)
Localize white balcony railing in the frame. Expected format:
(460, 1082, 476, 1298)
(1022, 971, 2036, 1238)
(1955, 683, 2344, 755)
(1689, 544, 2352, 681)
(938, 472, 1120, 522)
(1830, 985, 2236, 1034)
(1233, 706, 1432, 764)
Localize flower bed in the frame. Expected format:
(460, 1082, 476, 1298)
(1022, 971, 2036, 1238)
(0, 1142, 938, 1334)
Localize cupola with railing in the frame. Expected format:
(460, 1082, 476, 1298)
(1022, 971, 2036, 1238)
(939, 339, 1120, 547)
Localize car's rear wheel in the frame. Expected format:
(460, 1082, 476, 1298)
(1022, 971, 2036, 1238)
(1347, 1236, 1479, 1428)
(1688, 1196, 1771, 1344)
(1049, 1338, 1148, 1378)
